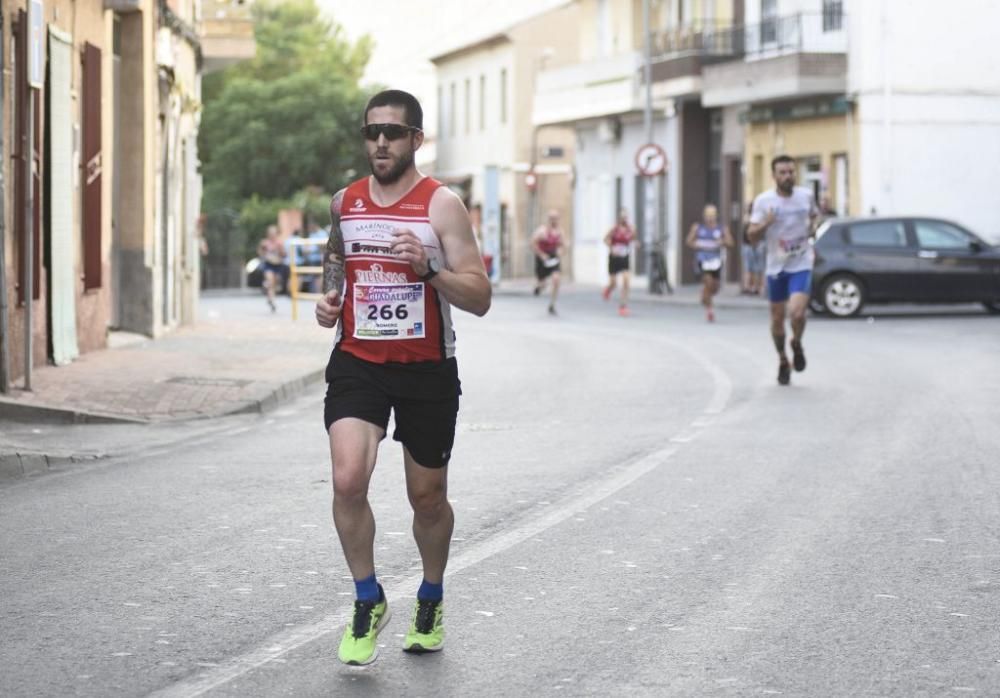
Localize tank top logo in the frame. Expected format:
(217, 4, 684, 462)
(350, 198, 367, 212)
(355, 263, 408, 284)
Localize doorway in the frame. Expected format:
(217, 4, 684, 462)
(799, 156, 822, 203)
(723, 155, 743, 284)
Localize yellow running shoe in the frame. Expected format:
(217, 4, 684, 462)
(338, 586, 390, 666)
(403, 599, 444, 653)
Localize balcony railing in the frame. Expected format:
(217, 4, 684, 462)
(650, 20, 741, 62)
(658, 12, 846, 64)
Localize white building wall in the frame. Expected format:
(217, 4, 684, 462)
(573, 115, 681, 285)
(849, 0, 1000, 240)
(434, 45, 517, 182)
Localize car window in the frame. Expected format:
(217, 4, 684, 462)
(814, 220, 842, 246)
(848, 221, 907, 247)
(914, 220, 971, 249)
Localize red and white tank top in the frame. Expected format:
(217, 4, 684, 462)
(609, 225, 634, 257)
(538, 228, 561, 256)
(335, 176, 454, 364)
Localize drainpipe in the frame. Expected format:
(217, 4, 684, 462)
(0, 4, 9, 393)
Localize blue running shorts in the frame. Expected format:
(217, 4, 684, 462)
(767, 269, 812, 303)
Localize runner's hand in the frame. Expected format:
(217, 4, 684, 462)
(391, 228, 429, 277)
(315, 289, 341, 328)
(765, 208, 777, 226)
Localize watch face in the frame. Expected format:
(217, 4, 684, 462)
(429, 258, 440, 273)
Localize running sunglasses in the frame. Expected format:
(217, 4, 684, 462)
(361, 123, 421, 141)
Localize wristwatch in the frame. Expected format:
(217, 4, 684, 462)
(419, 258, 440, 282)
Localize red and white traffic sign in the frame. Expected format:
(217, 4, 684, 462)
(635, 143, 667, 177)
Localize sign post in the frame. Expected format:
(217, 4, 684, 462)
(635, 143, 668, 293)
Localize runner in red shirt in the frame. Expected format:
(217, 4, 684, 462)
(531, 210, 567, 315)
(602, 208, 636, 316)
(315, 90, 491, 665)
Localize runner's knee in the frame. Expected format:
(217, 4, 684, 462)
(332, 460, 371, 501)
(408, 480, 448, 517)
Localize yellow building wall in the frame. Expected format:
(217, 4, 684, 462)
(744, 111, 860, 215)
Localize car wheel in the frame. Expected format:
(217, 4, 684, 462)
(983, 300, 1000, 315)
(822, 273, 865, 318)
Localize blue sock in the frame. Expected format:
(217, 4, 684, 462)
(354, 573, 379, 602)
(417, 579, 443, 602)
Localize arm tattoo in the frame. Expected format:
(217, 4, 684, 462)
(323, 190, 346, 294)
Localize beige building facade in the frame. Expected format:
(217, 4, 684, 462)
(0, 0, 252, 391)
(431, 2, 579, 280)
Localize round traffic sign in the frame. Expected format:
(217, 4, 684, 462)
(635, 143, 667, 177)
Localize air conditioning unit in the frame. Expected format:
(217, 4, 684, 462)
(597, 117, 621, 144)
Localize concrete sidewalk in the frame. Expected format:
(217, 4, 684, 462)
(0, 291, 334, 426)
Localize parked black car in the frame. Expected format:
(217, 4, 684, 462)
(811, 217, 1000, 317)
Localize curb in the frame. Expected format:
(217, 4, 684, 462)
(224, 367, 327, 418)
(0, 398, 147, 425)
(0, 367, 329, 483)
(0, 451, 105, 481)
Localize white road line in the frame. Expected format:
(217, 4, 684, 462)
(149, 336, 733, 698)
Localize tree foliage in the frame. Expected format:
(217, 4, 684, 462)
(199, 0, 374, 267)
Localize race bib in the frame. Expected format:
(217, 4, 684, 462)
(777, 236, 808, 260)
(611, 244, 630, 257)
(700, 257, 723, 272)
(353, 283, 425, 340)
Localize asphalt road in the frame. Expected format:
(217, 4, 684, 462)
(2, 290, 999, 697)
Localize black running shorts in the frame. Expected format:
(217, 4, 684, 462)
(608, 255, 630, 275)
(535, 256, 561, 280)
(323, 348, 462, 468)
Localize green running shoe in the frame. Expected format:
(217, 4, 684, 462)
(338, 586, 391, 666)
(403, 598, 444, 653)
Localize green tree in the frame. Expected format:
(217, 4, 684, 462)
(199, 0, 373, 268)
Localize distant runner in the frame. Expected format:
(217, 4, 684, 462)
(532, 210, 567, 316)
(602, 208, 637, 316)
(686, 204, 734, 323)
(746, 155, 819, 385)
(257, 225, 285, 312)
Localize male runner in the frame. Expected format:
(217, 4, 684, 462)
(602, 208, 636, 316)
(531, 210, 566, 315)
(685, 204, 734, 323)
(746, 155, 819, 385)
(315, 89, 491, 665)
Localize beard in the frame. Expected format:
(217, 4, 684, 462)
(777, 179, 795, 194)
(369, 148, 415, 185)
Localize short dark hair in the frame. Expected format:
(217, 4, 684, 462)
(771, 154, 795, 172)
(364, 89, 423, 130)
